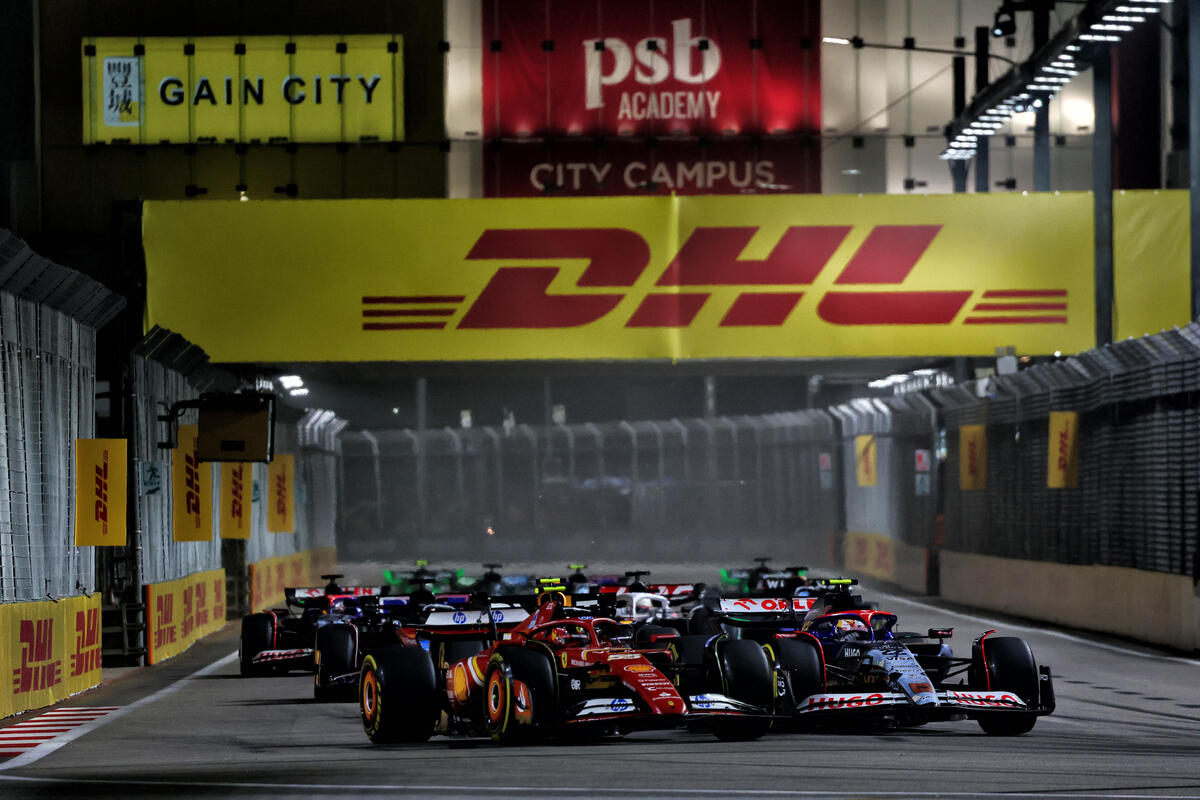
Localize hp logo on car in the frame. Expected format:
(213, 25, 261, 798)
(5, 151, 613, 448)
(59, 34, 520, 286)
(609, 698, 631, 713)
(491, 610, 505, 623)
(452, 611, 467, 624)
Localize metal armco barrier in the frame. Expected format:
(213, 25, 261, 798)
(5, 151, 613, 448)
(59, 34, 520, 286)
(339, 411, 841, 565)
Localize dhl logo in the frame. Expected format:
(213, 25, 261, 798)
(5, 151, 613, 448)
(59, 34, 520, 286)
(361, 226, 1069, 331)
(94, 450, 110, 535)
(155, 594, 177, 648)
(230, 464, 245, 525)
(184, 449, 201, 522)
(72, 608, 102, 677)
(274, 470, 289, 517)
(1056, 421, 1073, 472)
(13, 619, 62, 694)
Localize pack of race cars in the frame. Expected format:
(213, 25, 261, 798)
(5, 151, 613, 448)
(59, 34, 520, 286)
(239, 561, 1056, 744)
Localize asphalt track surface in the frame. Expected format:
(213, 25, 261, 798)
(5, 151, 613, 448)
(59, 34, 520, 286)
(2, 570, 1199, 800)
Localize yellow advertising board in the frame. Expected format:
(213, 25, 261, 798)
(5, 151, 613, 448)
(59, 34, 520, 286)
(1114, 191, 1190, 340)
(143, 193, 1099, 361)
(844, 531, 896, 583)
(144, 569, 227, 664)
(220, 463, 252, 539)
(82, 35, 404, 145)
(854, 435, 877, 487)
(74, 438, 127, 546)
(0, 595, 103, 719)
(959, 425, 988, 491)
(172, 424, 213, 542)
(267, 454, 295, 533)
(1047, 411, 1080, 489)
(249, 547, 338, 612)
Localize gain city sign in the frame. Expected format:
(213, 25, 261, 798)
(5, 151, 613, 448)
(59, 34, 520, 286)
(82, 35, 404, 144)
(142, 193, 1100, 362)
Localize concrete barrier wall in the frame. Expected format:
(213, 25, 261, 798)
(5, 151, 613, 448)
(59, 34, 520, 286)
(939, 550, 1200, 652)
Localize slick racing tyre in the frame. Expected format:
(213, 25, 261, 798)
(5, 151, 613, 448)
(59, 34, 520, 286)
(314, 625, 357, 702)
(973, 636, 1040, 736)
(360, 646, 440, 743)
(713, 639, 774, 741)
(772, 637, 825, 706)
(483, 648, 556, 744)
(239, 614, 276, 677)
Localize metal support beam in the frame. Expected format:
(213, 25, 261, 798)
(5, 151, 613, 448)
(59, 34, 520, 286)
(974, 27, 990, 193)
(1033, 1, 1051, 191)
(1094, 47, 1114, 346)
(415, 377, 427, 536)
(1191, 0, 1200, 319)
(952, 55, 969, 192)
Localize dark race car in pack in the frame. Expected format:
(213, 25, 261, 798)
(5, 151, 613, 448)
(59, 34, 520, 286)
(698, 579, 1056, 735)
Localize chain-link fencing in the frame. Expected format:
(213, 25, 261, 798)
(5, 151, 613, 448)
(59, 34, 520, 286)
(339, 411, 841, 566)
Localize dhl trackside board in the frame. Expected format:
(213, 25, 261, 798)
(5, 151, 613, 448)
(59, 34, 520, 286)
(143, 193, 1105, 361)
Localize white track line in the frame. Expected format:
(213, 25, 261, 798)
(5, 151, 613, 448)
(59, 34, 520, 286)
(0, 776, 1198, 799)
(0, 651, 237, 772)
(875, 591, 1200, 666)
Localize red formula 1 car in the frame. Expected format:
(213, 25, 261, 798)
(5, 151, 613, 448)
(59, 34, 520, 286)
(358, 591, 775, 744)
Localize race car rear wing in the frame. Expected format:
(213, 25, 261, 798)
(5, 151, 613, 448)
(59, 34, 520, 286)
(719, 597, 818, 614)
(420, 604, 531, 628)
(284, 586, 382, 608)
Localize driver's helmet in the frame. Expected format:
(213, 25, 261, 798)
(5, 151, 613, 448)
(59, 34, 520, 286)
(835, 617, 869, 638)
(548, 627, 589, 648)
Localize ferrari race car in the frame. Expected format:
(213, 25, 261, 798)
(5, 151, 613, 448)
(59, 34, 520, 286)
(705, 579, 1056, 735)
(239, 574, 382, 677)
(357, 590, 776, 744)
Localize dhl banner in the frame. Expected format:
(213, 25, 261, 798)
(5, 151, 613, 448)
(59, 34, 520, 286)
(220, 463, 251, 539)
(74, 438, 128, 546)
(0, 594, 103, 719)
(144, 569, 226, 664)
(844, 531, 896, 584)
(854, 435, 877, 488)
(267, 455, 295, 533)
(82, 35, 404, 145)
(1114, 191, 1190, 341)
(1047, 411, 1080, 489)
(172, 424, 213, 542)
(959, 424, 988, 491)
(249, 547, 337, 612)
(143, 192, 1102, 361)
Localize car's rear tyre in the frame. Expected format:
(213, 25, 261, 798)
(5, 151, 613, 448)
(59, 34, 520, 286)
(713, 639, 773, 741)
(772, 637, 825, 706)
(314, 625, 357, 702)
(441, 639, 487, 668)
(360, 646, 440, 743)
(634, 624, 676, 649)
(974, 636, 1039, 736)
(483, 647, 556, 744)
(239, 614, 275, 677)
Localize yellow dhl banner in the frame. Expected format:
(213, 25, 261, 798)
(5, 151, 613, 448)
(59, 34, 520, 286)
(844, 531, 897, 583)
(249, 547, 338, 612)
(220, 463, 251, 540)
(0, 595, 103, 719)
(144, 569, 226, 664)
(854, 435, 877, 487)
(82, 35, 404, 145)
(143, 193, 1103, 361)
(74, 438, 128, 546)
(267, 455, 295, 533)
(959, 424, 988, 491)
(172, 424, 213, 541)
(1047, 411, 1080, 489)
(1114, 191, 1190, 340)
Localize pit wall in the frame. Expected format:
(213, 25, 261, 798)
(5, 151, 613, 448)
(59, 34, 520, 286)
(143, 569, 227, 665)
(248, 547, 338, 613)
(0, 594, 104, 718)
(936, 550, 1200, 652)
(844, 531, 929, 596)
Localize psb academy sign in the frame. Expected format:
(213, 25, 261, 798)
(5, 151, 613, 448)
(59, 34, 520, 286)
(82, 35, 404, 144)
(142, 192, 1097, 362)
